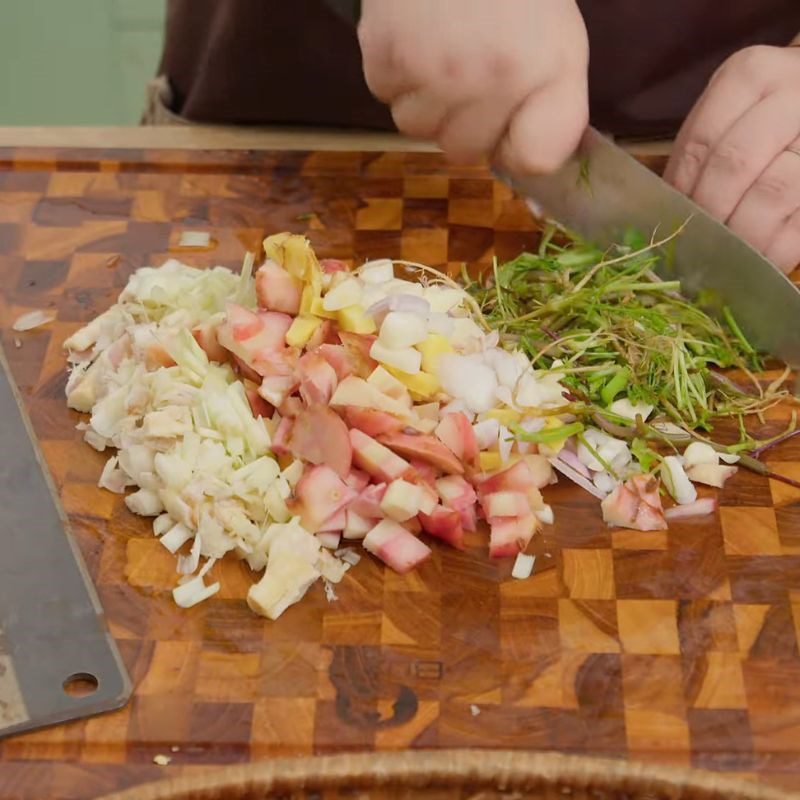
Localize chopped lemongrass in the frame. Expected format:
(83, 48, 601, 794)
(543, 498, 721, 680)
(511, 553, 536, 580)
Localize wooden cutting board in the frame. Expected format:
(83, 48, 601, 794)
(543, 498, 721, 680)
(0, 146, 799, 799)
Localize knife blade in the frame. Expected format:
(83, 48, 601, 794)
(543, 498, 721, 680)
(494, 126, 800, 368)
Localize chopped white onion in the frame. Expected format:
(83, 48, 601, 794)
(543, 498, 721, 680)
(178, 231, 211, 248)
(511, 553, 536, 580)
(12, 309, 56, 332)
(172, 574, 220, 608)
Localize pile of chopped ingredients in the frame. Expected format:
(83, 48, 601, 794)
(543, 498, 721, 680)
(63, 231, 797, 620)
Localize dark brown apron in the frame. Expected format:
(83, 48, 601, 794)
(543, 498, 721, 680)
(157, 0, 800, 138)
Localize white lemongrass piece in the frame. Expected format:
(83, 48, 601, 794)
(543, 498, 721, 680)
(172, 575, 220, 608)
(609, 398, 654, 421)
(359, 259, 394, 283)
(683, 441, 719, 469)
(12, 309, 56, 332)
(534, 505, 554, 525)
(160, 522, 194, 553)
(511, 553, 536, 580)
(665, 497, 717, 520)
(549, 457, 608, 499)
(378, 311, 428, 349)
(498, 425, 514, 464)
(178, 231, 211, 248)
(719, 452, 740, 464)
(661, 455, 698, 505)
(593, 471, 617, 495)
(369, 340, 422, 374)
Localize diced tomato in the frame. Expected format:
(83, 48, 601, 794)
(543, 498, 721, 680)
(225, 303, 263, 341)
(319, 508, 347, 532)
(459, 504, 478, 532)
(255, 259, 302, 315)
(277, 395, 305, 419)
(363, 519, 432, 574)
(245, 385, 272, 419)
(349, 482, 387, 518)
(289, 405, 353, 478)
(350, 429, 411, 482)
(320, 258, 349, 274)
(338, 331, 378, 378)
(297, 351, 338, 406)
(271, 416, 293, 455)
(192, 321, 227, 363)
(344, 469, 370, 491)
(408, 459, 439, 488)
(481, 491, 531, 519)
(317, 344, 355, 381)
(477, 460, 537, 497)
(435, 475, 477, 510)
(377, 432, 465, 475)
(419, 506, 465, 550)
(435, 412, 479, 465)
(344, 407, 404, 438)
(258, 374, 299, 408)
(488, 514, 538, 558)
(295, 465, 357, 532)
(231, 353, 263, 384)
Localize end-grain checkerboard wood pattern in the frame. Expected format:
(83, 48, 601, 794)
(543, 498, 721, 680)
(0, 147, 799, 800)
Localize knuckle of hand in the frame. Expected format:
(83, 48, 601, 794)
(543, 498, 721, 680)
(753, 172, 792, 203)
(708, 142, 751, 176)
(725, 44, 774, 80)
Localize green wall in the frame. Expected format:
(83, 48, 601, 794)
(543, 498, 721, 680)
(0, 0, 166, 124)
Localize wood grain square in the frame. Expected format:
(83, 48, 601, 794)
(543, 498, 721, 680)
(625, 708, 690, 753)
(617, 600, 680, 655)
(60, 481, 117, 520)
(500, 598, 560, 659)
(355, 198, 402, 231)
(447, 198, 494, 228)
(251, 697, 315, 757)
(687, 708, 754, 770)
(123, 537, 178, 590)
(401, 227, 448, 265)
(612, 549, 676, 599)
(690, 652, 747, 709)
(374, 699, 439, 749)
(195, 651, 261, 702)
(558, 599, 620, 653)
(622, 654, 686, 712)
(503, 655, 566, 708)
(380, 592, 441, 648)
(721, 507, 781, 556)
(612, 529, 669, 550)
(776, 507, 800, 555)
(768, 462, 800, 506)
(561, 549, 615, 599)
(403, 175, 449, 199)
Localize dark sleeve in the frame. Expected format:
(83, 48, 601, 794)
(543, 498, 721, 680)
(322, 0, 361, 25)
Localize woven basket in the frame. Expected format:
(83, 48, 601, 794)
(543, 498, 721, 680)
(98, 750, 797, 800)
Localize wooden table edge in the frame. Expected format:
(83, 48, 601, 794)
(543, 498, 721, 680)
(0, 125, 674, 156)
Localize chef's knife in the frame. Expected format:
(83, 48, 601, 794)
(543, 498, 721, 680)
(0, 342, 131, 738)
(495, 126, 800, 368)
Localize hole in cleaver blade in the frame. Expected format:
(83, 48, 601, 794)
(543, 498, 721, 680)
(0, 343, 131, 738)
